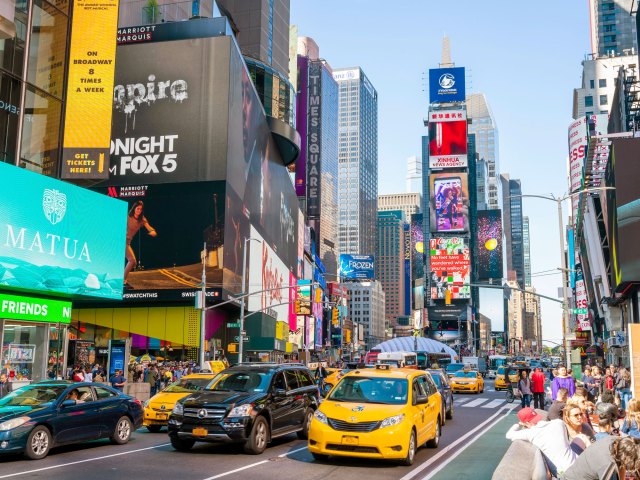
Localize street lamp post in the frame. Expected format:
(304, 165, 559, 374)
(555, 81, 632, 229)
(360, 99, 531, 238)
(238, 237, 260, 364)
(508, 186, 614, 371)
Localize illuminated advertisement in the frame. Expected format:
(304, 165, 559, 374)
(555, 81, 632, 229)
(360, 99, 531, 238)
(295, 55, 309, 197)
(574, 263, 591, 331)
(429, 237, 471, 300)
(429, 172, 469, 233)
(338, 254, 375, 280)
(428, 110, 468, 168)
(429, 67, 466, 103)
(477, 210, 503, 280)
(0, 162, 126, 300)
(411, 213, 425, 281)
(62, 0, 119, 179)
(404, 223, 411, 315)
(427, 305, 467, 343)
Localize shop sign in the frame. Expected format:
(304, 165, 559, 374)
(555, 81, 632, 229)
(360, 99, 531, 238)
(0, 292, 72, 324)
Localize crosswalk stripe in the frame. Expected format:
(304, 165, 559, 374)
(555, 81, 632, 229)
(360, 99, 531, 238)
(461, 398, 489, 408)
(481, 399, 506, 408)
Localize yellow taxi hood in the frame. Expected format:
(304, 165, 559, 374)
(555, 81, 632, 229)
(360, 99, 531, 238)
(319, 401, 406, 421)
(148, 391, 191, 407)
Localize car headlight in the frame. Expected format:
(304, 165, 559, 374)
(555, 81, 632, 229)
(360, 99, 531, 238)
(172, 402, 184, 415)
(143, 400, 150, 408)
(379, 413, 404, 429)
(314, 409, 328, 425)
(0, 417, 30, 431)
(228, 404, 253, 417)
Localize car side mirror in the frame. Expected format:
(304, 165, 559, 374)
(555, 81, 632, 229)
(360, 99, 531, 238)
(415, 395, 429, 405)
(61, 399, 77, 407)
(273, 388, 287, 397)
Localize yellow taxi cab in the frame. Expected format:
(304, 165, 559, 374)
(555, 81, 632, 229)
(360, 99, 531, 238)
(494, 366, 519, 391)
(308, 364, 442, 466)
(143, 373, 216, 432)
(324, 368, 351, 392)
(450, 370, 484, 394)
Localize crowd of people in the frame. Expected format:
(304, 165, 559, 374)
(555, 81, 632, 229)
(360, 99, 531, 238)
(506, 363, 640, 479)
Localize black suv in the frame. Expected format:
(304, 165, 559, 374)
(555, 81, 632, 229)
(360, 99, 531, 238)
(168, 363, 319, 454)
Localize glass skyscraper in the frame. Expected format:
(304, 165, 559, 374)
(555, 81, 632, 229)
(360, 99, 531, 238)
(501, 174, 525, 289)
(523, 216, 531, 288)
(589, 0, 637, 57)
(333, 67, 378, 257)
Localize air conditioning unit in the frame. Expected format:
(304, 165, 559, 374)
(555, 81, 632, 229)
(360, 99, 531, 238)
(605, 331, 626, 348)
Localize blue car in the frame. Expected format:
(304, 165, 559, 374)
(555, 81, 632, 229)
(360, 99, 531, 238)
(0, 381, 143, 460)
(427, 369, 454, 423)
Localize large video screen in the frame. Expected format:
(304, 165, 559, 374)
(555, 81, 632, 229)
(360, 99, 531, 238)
(428, 110, 468, 169)
(477, 210, 503, 280)
(429, 237, 470, 300)
(339, 254, 375, 280)
(429, 172, 469, 233)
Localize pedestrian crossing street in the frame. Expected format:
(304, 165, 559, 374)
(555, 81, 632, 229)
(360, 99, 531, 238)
(454, 395, 509, 409)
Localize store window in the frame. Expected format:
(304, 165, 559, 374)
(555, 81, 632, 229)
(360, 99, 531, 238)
(0, 72, 22, 164)
(19, 84, 61, 176)
(27, 0, 68, 99)
(1, 321, 48, 383)
(0, 4, 27, 77)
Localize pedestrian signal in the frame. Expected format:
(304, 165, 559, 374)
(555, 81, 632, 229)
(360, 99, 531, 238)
(332, 308, 339, 326)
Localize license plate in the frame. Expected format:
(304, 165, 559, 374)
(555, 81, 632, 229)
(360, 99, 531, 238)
(156, 413, 168, 420)
(342, 436, 358, 446)
(192, 427, 208, 437)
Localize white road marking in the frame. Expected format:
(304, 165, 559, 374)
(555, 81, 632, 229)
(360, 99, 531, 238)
(481, 399, 506, 409)
(460, 398, 489, 407)
(453, 397, 471, 404)
(0, 443, 171, 479)
(398, 404, 517, 480)
(202, 445, 309, 480)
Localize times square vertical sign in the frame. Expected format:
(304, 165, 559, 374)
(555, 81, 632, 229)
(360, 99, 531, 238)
(306, 62, 321, 218)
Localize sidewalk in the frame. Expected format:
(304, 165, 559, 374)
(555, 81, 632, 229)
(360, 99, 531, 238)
(429, 409, 518, 480)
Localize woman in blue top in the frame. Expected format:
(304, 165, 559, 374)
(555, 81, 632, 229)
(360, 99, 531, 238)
(621, 397, 640, 438)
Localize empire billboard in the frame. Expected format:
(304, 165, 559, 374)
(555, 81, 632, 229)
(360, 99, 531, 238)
(429, 237, 471, 300)
(477, 210, 503, 280)
(429, 172, 469, 233)
(428, 110, 468, 169)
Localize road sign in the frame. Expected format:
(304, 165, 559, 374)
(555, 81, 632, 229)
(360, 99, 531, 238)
(235, 336, 250, 342)
(227, 322, 240, 328)
(240, 330, 247, 336)
(243, 337, 250, 341)
(571, 308, 588, 315)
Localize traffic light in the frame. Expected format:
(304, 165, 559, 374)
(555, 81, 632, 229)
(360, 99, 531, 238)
(445, 288, 451, 305)
(331, 307, 339, 326)
(345, 330, 351, 343)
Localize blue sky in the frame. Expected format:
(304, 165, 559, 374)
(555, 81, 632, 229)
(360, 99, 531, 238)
(291, 1, 592, 344)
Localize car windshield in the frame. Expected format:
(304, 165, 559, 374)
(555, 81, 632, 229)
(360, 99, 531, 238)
(430, 374, 442, 388)
(163, 377, 212, 393)
(0, 385, 66, 407)
(446, 363, 465, 373)
(209, 372, 270, 393)
(328, 377, 408, 405)
(497, 367, 505, 375)
(454, 372, 476, 378)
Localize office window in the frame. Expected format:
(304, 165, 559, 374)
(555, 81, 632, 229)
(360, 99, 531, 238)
(599, 79, 607, 88)
(585, 96, 594, 107)
(590, 79, 595, 89)
(600, 95, 608, 106)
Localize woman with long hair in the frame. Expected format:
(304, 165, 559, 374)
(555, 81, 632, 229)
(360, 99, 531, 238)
(563, 400, 594, 454)
(124, 201, 157, 287)
(622, 398, 640, 439)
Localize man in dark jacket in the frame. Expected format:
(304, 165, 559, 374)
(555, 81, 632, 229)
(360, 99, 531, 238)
(548, 387, 568, 420)
(0, 373, 13, 398)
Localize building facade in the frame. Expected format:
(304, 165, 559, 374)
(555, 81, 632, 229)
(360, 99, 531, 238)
(378, 193, 421, 219)
(501, 174, 526, 289)
(334, 67, 378, 257)
(475, 158, 489, 211)
(406, 155, 422, 195)
(466, 93, 500, 210)
(588, 0, 637, 57)
(525, 287, 542, 354)
(523, 216, 532, 288)
(345, 281, 386, 351)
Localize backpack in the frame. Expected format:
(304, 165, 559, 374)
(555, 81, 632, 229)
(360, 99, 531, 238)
(73, 372, 83, 382)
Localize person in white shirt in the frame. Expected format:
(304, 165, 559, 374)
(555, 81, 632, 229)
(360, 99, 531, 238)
(506, 407, 577, 477)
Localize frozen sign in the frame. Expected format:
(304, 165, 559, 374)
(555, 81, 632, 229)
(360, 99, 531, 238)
(428, 110, 468, 169)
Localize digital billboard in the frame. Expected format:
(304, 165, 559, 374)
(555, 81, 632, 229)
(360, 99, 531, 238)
(477, 210, 503, 280)
(427, 305, 467, 343)
(429, 67, 466, 103)
(62, 0, 119, 180)
(0, 162, 126, 299)
(428, 110, 468, 169)
(410, 213, 425, 281)
(95, 181, 225, 302)
(429, 172, 469, 233)
(403, 223, 411, 315)
(338, 254, 375, 280)
(429, 237, 470, 300)
(295, 55, 309, 197)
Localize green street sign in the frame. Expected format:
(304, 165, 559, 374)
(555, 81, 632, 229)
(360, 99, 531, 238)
(0, 292, 72, 324)
(572, 308, 588, 315)
(227, 322, 240, 328)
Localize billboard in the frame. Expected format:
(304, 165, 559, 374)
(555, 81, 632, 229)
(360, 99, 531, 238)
(427, 305, 467, 343)
(95, 181, 225, 302)
(61, 0, 119, 180)
(428, 110, 468, 168)
(429, 172, 469, 233)
(403, 223, 411, 315)
(574, 263, 591, 331)
(410, 213, 425, 281)
(338, 254, 375, 280)
(429, 237, 471, 300)
(0, 162, 126, 299)
(295, 55, 309, 197)
(477, 210, 503, 280)
(306, 61, 322, 218)
(429, 67, 466, 103)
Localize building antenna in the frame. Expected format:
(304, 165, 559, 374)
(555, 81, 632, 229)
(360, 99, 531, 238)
(440, 35, 454, 68)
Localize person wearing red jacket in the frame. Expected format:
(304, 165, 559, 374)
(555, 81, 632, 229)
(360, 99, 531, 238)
(531, 367, 546, 410)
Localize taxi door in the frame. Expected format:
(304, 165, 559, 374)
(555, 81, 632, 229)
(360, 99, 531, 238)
(410, 377, 429, 442)
(420, 375, 440, 441)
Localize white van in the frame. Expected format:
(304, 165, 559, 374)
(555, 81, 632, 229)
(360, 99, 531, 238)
(376, 352, 418, 369)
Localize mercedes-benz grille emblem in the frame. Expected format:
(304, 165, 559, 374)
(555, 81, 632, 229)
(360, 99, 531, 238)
(198, 409, 208, 419)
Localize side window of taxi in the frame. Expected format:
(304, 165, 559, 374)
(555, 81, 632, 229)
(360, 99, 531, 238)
(423, 375, 438, 396)
(412, 377, 427, 404)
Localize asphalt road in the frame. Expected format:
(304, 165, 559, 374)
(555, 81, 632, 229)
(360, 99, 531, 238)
(0, 386, 515, 480)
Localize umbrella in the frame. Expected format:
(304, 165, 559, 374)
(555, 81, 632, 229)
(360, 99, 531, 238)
(136, 353, 156, 363)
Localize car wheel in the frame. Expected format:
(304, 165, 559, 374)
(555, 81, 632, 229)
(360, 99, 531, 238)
(297, 408, 314, 440)
(401, 430, 417, 466)
(170, 436, 195, 451)
(427, 419, 440, 448)
(446, 400, 453, 420)
(312, 452, 329, 461)
(441, 406, 446, 426)
(24, 426, 51, 460)
(244, 416, 269, 454)
(110, 416, 132, 445)
(146, 425, 162, 433)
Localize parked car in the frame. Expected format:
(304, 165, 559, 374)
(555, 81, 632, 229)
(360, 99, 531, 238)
(426, 369, 454, 422)
(168, 363, 319, 454)
(0, 381, 143, 460)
